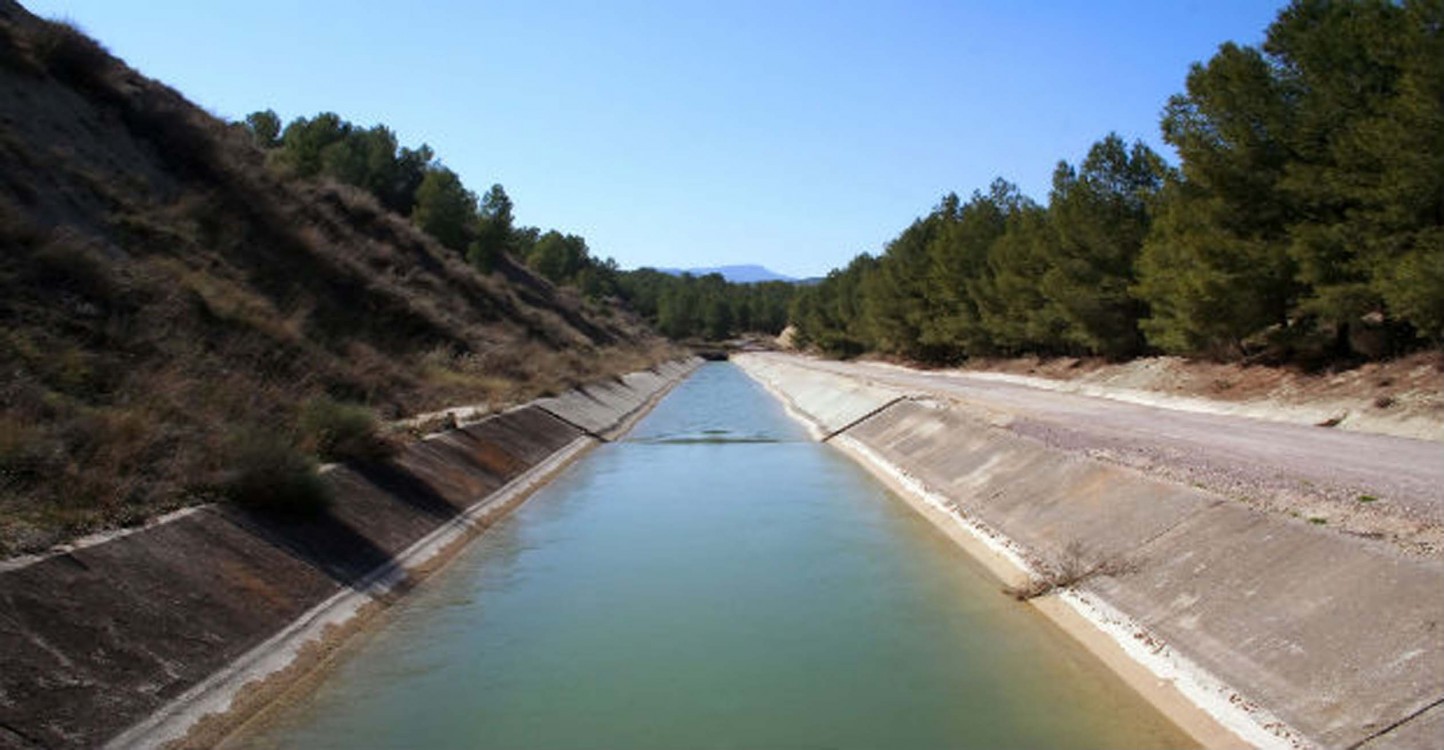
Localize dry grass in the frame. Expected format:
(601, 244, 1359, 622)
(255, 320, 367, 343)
(218, 428, 331, 515)
(297, 396, 395, 464)
(0, 10, 679, 556)
(25, 18, 111, 93)
(1003, 540, 1139, 601)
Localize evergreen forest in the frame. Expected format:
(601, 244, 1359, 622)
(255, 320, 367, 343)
(791, 0, 1441, 365)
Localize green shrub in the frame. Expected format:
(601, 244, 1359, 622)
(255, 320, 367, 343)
(298, 396, 393, 463)
(222, 429, 329, 514)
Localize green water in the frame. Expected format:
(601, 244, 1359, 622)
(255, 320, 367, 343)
(233, 363, 1191, 749)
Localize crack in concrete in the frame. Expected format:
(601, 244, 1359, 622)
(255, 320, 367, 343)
(820, 395, 913, 442)
(1348, 695, 1444, 750)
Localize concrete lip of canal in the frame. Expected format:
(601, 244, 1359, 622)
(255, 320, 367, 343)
(225, 362, 1195, 749)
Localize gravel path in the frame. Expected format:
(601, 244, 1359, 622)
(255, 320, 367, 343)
(773, 355, 1444, 555)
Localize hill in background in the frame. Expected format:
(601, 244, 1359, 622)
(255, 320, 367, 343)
(655, 264, 796, 283)
(0, 1, 676, 556)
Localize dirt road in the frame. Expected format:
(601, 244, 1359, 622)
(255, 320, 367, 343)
(764, 354, 1444, 552)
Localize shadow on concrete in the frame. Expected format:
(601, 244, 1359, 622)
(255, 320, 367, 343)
(574, 384, 607, 405)
(225, 457, 480, 592)
(349, 461, 464, 523)
(224, 505, 400, 592)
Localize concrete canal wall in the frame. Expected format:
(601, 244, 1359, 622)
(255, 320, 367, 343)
(736, 353, 1444, 750)
(534, 361, 700, 440)
(0, 358, 699, 749)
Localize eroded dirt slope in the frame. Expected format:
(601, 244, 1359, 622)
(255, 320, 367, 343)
(0, 2, 675, 555)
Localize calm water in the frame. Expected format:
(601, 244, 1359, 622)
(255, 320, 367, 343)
(233, 363, 1190, 749)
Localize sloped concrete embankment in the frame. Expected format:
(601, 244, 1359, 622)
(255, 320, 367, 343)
(734, 353, 1444, 750)
(0, 358, 700, 750)
(534, 361, 700, 440)
(735, 354, 910, 440)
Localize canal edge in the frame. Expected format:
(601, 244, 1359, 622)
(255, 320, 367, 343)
(102, 357, 703, 750)
(731, 352, 1304, 750)
(124, 437, 595, 750)
(827, 433, 1278, 750)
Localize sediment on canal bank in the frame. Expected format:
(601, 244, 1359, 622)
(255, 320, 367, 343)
(0, 358, 700, 750)
(735, 353, 1444, 750)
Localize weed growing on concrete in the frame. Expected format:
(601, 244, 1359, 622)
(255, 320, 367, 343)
(1357, 494, 1378, 503)
(1004, 540, 1138, 601)
(1309, 516, 1328, 525)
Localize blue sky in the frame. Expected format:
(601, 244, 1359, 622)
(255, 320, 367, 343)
(25, 1, 1286, 278)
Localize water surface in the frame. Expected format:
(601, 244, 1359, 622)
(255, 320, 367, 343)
(234, 363, 1190, 749)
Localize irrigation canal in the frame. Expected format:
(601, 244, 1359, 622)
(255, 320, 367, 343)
(229, 362, 1190, 749)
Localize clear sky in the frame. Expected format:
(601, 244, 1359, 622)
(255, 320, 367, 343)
(24, 0, 1286, 278)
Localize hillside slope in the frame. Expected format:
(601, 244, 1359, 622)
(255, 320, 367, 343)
(0, 1, 673, 555)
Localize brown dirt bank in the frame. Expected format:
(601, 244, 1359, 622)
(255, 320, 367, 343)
(0, 1, 684, 558)
(905, 351, 1444, 442)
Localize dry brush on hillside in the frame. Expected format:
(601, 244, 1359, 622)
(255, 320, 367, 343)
(0, 3, 678, 555)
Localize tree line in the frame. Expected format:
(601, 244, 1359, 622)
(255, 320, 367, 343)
(792, 0, 1441, 365)
(618, 270, 793, 340)
(240, 110, 794, 339)
(243, 109, 549, 275)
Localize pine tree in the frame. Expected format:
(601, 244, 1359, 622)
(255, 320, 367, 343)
(411, 167, 476, 252)
(1136, 42, 1299, 356)
(1042, 135, 1168, 359)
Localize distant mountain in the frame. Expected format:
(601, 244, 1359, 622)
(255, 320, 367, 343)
(655, 264, 796, 283)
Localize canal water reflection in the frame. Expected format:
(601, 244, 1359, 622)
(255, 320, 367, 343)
(232, 363, 1191, 749)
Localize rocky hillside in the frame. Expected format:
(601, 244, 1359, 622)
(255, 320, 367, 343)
(0, 1, 674, 555)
